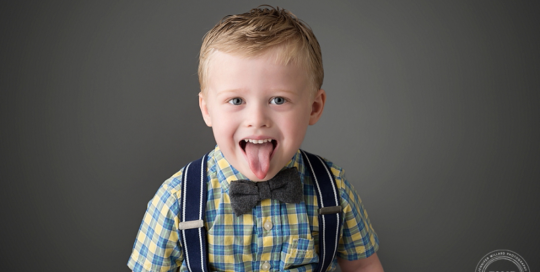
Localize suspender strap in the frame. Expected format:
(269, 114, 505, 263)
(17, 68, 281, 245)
(300, 150, 343, 272)
(179, 154, 209, 272)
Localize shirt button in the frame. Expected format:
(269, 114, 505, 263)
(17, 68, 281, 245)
(261, 261, 271, 270)
(263, 221, 273, 231)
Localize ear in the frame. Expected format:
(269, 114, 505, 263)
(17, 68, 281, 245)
(199, 92, 212, 127)
(309, 89, 326, 125)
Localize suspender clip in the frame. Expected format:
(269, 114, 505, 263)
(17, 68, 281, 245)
(319, 206, 341, 215)
(179, 220, 204, 230)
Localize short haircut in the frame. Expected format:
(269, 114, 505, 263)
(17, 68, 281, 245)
(198, 5, 323, 94)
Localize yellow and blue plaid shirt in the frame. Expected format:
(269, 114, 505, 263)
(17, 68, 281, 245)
(128, 146, 379, 272)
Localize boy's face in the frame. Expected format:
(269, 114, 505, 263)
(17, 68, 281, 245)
(199, 49, 325, 181)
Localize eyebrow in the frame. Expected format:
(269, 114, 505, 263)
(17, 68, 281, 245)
(216, 89, 243, 94)
(270, 89, 300, 96)
(215, 88, 301, 96)
(214, 89, 244, 98)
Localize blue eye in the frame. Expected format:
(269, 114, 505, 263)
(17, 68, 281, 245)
(228, 98, 243, 105)
(270, 97, 286, 105)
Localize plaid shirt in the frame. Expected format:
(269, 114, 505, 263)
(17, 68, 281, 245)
(128, 146, 379, 272)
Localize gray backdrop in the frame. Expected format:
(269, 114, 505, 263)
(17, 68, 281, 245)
(1, 1, 539, 271)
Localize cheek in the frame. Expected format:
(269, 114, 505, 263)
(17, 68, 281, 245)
(211, 115, 238, 140)
(281, 114, 309, 141)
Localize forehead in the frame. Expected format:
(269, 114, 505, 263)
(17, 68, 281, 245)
(206, 49, 310, 94)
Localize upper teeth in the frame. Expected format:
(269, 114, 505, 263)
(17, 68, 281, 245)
(244, 139, 272, 144)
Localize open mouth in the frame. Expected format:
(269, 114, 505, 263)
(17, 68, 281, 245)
(239, 138, 277, 179)
(239, 138, 277, 152)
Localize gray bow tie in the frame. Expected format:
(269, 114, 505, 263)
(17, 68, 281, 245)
(229, 167, 303, 216)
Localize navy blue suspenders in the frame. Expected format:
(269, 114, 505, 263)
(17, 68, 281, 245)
(178, 154, 209, 272)
(300, 150, 343, 272)
(178, 151, 343, 272)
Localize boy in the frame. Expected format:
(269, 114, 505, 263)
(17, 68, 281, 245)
(128, 5, 382, 272)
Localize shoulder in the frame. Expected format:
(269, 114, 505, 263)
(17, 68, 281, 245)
(143, 168, 184, 218)
(318, 156, 356, 200)
(159, 168, 184, 198)
(300, 151, 349, 191)
(300, 151, 362, 208)
(155, 150, 217, 203)
(317, 156, 345, 181)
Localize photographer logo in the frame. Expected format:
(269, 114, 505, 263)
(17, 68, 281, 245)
(476, 249, 529, 272)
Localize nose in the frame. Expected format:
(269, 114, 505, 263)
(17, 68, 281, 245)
(245, 103, 270, 128)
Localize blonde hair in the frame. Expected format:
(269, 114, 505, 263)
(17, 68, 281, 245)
(198, 5, 323, 93)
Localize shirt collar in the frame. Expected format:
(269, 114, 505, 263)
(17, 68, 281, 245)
(211, 145, 304, 192)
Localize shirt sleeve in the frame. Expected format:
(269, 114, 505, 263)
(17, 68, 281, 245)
(334, 168, 379, 260)
(127, 176, 184, 272)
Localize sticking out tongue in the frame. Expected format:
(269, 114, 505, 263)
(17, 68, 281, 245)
(245, 142, 273, 180)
